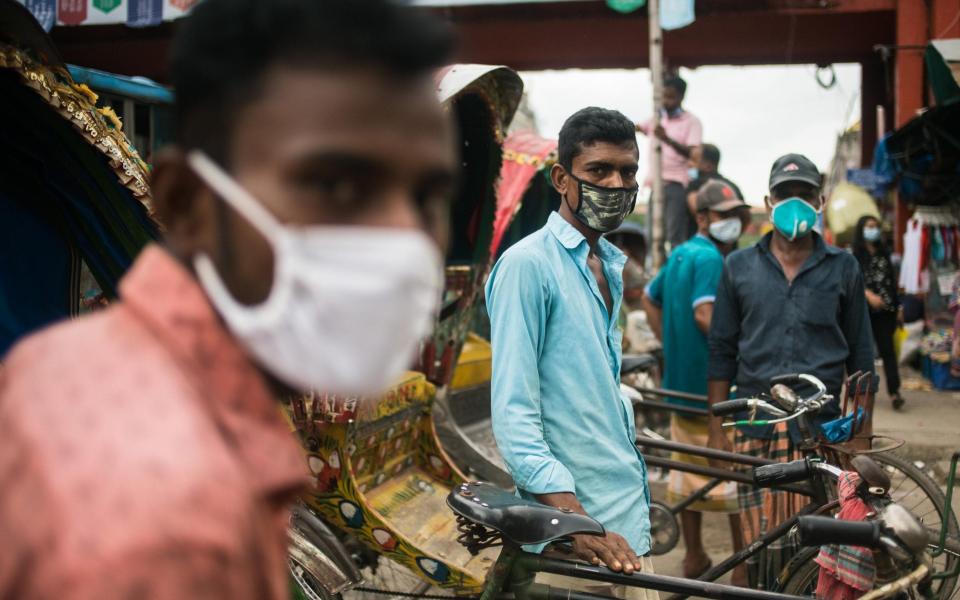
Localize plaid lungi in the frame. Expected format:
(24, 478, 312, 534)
(735, 422, 806, 588)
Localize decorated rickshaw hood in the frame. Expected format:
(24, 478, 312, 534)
(435, 64, 523, 141)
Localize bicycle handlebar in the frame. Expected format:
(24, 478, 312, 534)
(797, 516, 881, 547)
(753, 459, 844, 487)
(753, 459, 812, 487)
(719, 373, 830, 428)
(711, 399, 751, 417)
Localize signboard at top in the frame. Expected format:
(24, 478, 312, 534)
(17, 0, 197, 29)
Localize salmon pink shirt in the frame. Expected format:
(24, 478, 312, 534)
(639, 109, 703, 187)
(0, 246, 309, 600)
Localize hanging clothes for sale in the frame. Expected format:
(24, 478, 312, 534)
(898, 206, 960, 297)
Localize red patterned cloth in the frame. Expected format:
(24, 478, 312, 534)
(0, 246, 309, 599)
(814, 471, 876, 599)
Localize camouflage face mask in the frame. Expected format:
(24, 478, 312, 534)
(566, 172, 638, 233)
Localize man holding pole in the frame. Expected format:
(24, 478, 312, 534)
(636, 75, 703, 253)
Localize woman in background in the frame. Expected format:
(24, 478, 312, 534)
(853, 215, 905, 409)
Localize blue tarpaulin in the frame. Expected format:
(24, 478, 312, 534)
(66, 64, 173, 104)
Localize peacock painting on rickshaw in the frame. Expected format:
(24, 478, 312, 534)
(286, 64, 524, 595)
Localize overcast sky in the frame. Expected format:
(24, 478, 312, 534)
(519, 64, 862, 206)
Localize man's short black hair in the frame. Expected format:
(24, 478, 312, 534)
(557, 107, 637, 170)
(701, 143, 721, 166)
(170, 0, 455, 163)
(664, 75, 687, 97)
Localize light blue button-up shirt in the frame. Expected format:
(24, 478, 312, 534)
(485, 212, 651, 554)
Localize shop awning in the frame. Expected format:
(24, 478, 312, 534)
(926, 38, 960, 106)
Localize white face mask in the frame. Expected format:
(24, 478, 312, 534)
(708, 216, 742, 244)
(186, 151, 444, 395)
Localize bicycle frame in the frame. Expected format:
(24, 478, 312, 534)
(930, 450, 960, 581)
(631, 389, 840, 592)
(479, 544, 812, 600)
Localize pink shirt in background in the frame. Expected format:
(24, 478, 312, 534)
(639, 109, 703, 186)
(0, 246, 309, 600)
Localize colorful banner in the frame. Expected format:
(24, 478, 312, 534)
(18, 0, 195, 27)
(126, 0, 161, 27)
(24, 0, 56, 30)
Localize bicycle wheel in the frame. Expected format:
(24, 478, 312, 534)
(342, 555, 434, 600)
(872, 452, 959, 600)
(776, 547, 820, 597)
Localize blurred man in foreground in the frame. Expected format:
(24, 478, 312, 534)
(0, 1, 455, 597)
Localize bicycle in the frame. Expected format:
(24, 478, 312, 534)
(445, 471, 937, 600)
(620, 373, 958, 599)
(775, 451, 960, 599)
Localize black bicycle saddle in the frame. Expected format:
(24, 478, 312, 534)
(621, 353, 658, 377)
(850, 455, 891, 495)
(447, 482, 605, 546)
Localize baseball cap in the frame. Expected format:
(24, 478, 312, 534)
(696, 180, 747, 213)
(768, 153, 821, 190)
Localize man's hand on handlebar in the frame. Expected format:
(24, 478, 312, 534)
(571, 531, 643, 574)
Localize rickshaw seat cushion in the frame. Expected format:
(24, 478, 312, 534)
(621, 354, 657, 377)
(447, 481, 605, 546)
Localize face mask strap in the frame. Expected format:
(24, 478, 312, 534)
(187, 150, 283, 242)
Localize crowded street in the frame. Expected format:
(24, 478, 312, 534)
(1, 1, 959, 600)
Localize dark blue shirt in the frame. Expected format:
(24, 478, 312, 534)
(707, 232, 876, 439)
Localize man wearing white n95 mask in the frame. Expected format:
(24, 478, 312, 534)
(0, 1, 456, 598)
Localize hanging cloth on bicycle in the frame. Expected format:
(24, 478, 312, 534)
(814, 471, 876, 599)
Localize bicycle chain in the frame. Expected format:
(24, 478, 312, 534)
(352, 585, 479, 600)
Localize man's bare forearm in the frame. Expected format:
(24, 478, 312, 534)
(641, 296, 663, 341)
(707, 379, 731, 424)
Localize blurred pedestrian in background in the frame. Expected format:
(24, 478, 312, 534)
(853, 215, 905, 409)
(636, 75, 703, 252)
(642, 180, 747, 583)
(686, 143, 744, 214)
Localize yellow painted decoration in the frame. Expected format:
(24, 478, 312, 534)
(449, 333, 492, 391)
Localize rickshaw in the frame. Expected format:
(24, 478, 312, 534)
(0, 0, 158, 356)
(286, 64, 524, 597)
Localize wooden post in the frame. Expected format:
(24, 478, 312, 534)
(649, 0, 665, 268)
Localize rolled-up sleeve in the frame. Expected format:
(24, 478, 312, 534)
(485, 251, 576, 495)
(841, 257, 878, 389)
(707, 261, 740, 382)
(645, 270, 664, 307)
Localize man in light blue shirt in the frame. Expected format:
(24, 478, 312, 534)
(486, 108, 651, 577)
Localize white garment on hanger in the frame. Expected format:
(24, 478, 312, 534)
(899, 218, 929, 294)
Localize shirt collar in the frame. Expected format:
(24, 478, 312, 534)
(547, 211, 586, 250)
(757, 230, 840, 256)
(119, 245, 310, 497)
(546, 212, 628, 268)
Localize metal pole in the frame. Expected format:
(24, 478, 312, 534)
(648, 0, 665, 267)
